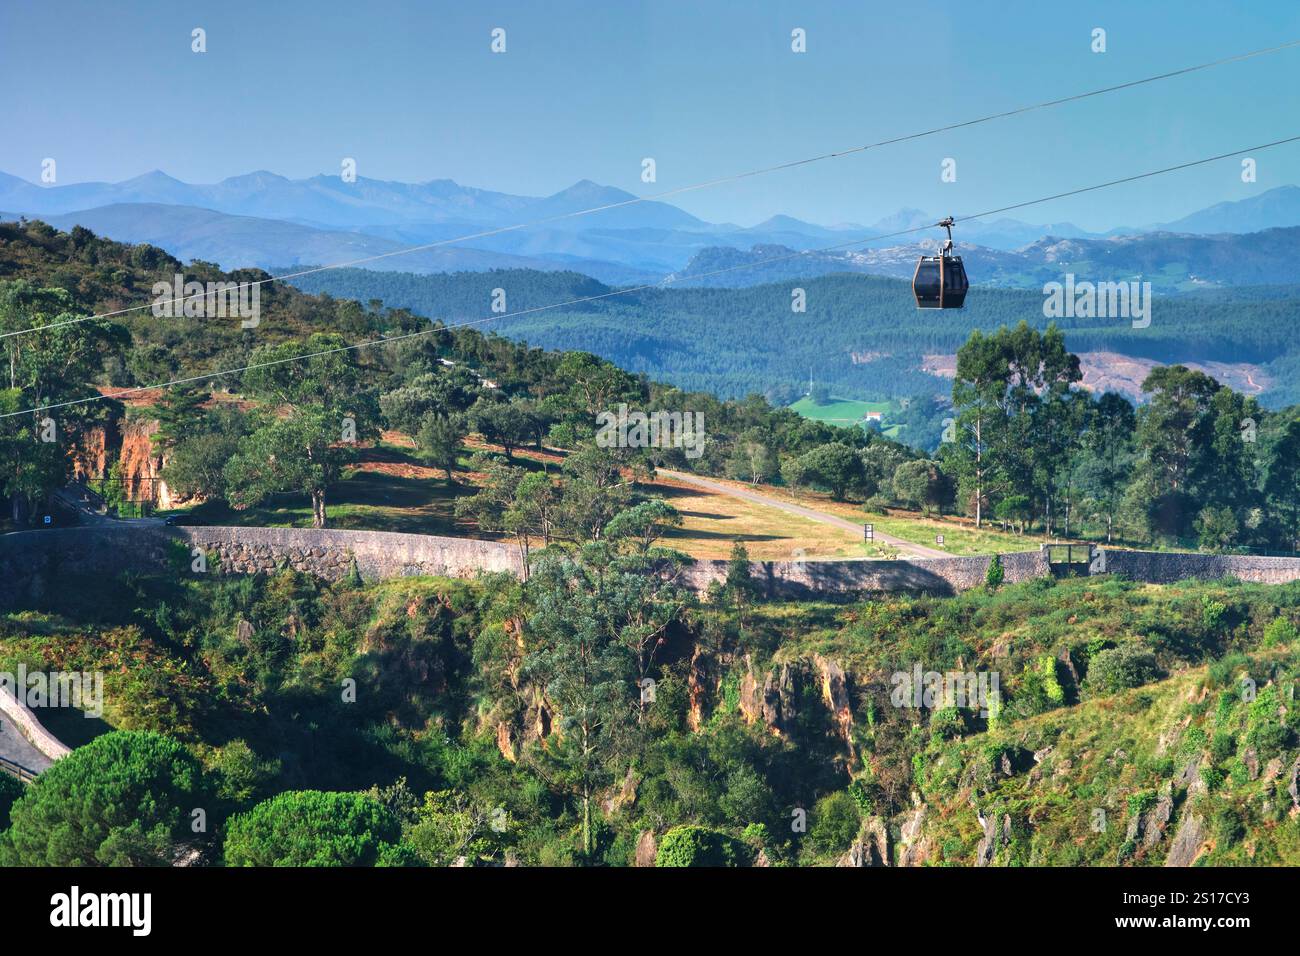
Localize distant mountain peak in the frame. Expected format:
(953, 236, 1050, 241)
(549, 179, 636, 201)
(123, 169, 184, 185)
(221, 170, 290, 185)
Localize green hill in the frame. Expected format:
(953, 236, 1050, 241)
(6, 562, 1298, 867)
(285, 266, 1300, 408)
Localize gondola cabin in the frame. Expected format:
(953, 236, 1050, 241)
(912, 216, 968, 309)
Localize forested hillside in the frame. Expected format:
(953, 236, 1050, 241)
(3, 219, 1299, 558)
(3, 214, 1300, 872)
(4, 555, 1300, 866)
(285, 265, 1300, 407)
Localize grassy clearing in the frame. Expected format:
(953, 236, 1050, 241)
(162, 439, 864, 560)
(162, 442, 484, 537)
(862, 513, 1043, 556)
(788, 396, 890, 426)
(683, 471, 1042, 556)
(643, 474, 867, 560)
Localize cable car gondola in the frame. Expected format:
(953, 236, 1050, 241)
(912, 217, 968, 309)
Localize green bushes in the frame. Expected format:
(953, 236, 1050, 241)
(654, 825, 745, 867)
(1085, 643, 1161, 695)
(806, 791, 862, 857)
(1263, 616, 1299, 647)
(224, 790, 415, 866)
(1201, 598, 1228, 633)
(0, 730, 212, 866)
(984, 554, 1005, 590)
(1245, 686, 1293, 759)
(1210, 731, 1236, 764)
(0, 774, 24, 831)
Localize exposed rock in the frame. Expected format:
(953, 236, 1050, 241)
(1174, 756, 1201, 791)
(737, 659, 762, 725)
(753, 848, 771, 868)
(633, 830, 657, 867)
(524, 690, 553, 743)
(1288, 756, 1300, 810)
(1244, 747, 1259, 781)
(601, 767, 638, 815)
(839, 816, 890, 867)
(1263, 755, 1284, 785)
(1157, 715, 1192, 756)
(975, 809, 1012, 866)
(898, 803, 932, 867)
(1124, 808, 1143, 845)
(1055, 647, 1080, 695)
(761, 664, 798, 736)
(814, 655, 855, 759)
(1164, 812, 1207, 867)
(686, 646, 708, 732)
(495, 722, 517, 763)
(1143, 786, 1175, 849)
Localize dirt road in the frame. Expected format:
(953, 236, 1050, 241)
(658, 469, 951, 560)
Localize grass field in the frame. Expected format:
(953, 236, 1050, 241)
(161, 439, 870, 561)
(861, 513, 1040, 556)
(646, 473, 869, 560)
(789, 396, 892, 426)
(161, 440, 482, 536)
(686, 472, 1051, 556)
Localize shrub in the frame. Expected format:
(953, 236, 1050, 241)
(863, 495, 893, 515)
(0, 774, 24, 831)
(807, 791, 862, 856)
(1084, 643, 1160, 695)
(224, 790, 415, 866)
(1207, 653, 1252, 689)
(847, 778, 875, 818)
(1038, 654, 1064, 704)
(1263, 616, 1299, 647)
(654, 825, 744, 867)
(984, 554, 1004, 590)
(210, 739, 281, 805)
(1127, 789, 1158, 816)
(1209, 731, 1236, 764)
(0, 730, 212, 866)
(1201, 598, 1228, 632)
(929, 705, 966, 741)
(1211, 806, 1245, 846)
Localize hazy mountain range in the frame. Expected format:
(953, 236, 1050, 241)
(4, 169, 1300, 288)
(667, 227, 1300, 293)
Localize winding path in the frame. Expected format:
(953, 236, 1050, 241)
(657, 469, 951, 560)
(0, 715, 53, 776)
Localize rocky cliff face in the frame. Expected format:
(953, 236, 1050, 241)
(71, 414, 186, 508)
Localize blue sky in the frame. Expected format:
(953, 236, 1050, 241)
(3, 0, 1299, 230)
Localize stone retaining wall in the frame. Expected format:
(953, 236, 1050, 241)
(4, 527, 1300, 610)
(1097, 549, 1300, 586)
(0, 525, 522, 608)
(0, 685, 72, 762)
(180, 526, 523, 582)
(680, 549, 1050, 599)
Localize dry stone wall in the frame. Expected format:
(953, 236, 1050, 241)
(679, 549, 1050, 599)
(1097, 549, 1300, 586)
(4, 527, 1300, 611)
